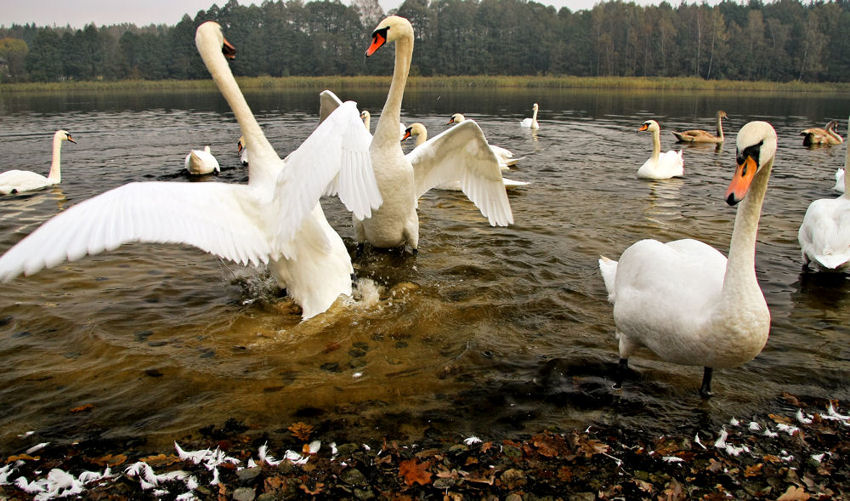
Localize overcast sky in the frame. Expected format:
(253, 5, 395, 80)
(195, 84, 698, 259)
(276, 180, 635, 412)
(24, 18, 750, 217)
(1, 0, 701, 28)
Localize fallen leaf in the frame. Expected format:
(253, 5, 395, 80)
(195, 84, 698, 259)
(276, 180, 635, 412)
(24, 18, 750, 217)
(662, 478, 685, 501)
(70, 404, 94, 413)
(264, 476, 285, 493)
(88, 453, 127, 467)
(138, 454, 179, 466)
(744, 463, 764, 477)
(399, 458, 432, 486)
(6, 454, 39, 463)
(288, 422, 314, 441)
(777, 485, 810, 501)
(633, 478, 653, 493)
(300, 482, 324, 495)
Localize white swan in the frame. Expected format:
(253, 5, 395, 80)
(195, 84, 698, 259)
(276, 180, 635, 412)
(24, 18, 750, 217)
(0, 130, 76, 195)
(357, 16, 512, 251)
(599, 121, 775, 397)
(237, 136, 248, 166)
(447, 113, 521, 170)
(637, 120, 684, 179)
(834, 168, 845, 194)
(184, 145, 220, 175)
(520, 103, 539, 129)
(798, 136, 850, 271)
(0, 21, 381, 321)
(403, 122, 528, 190)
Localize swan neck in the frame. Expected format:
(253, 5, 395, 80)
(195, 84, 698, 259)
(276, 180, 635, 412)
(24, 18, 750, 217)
(375, 35, 412, 145)
(532, 107, 538, 122)
(416, 130, 427, 147)
(845, 143, 850, 194)
(723, 157, 772, 298)
(48, 132, 63, 182)
(716, 115, 724, 140)
(201, 40, 277, 187)
(651, 127, 661, 161)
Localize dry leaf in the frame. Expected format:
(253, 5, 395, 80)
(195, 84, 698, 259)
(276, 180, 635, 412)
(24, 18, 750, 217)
(777, 485, 810, 501)
(70, 404, 93, 413)
(264, 476, 285, 493)
(633, 478, 653, 493)
(399, 458, 432, 486)
(88, 453, 127, 467)
(300, 482, 324, 495)
(288, 422, 314, 441)
(744, 463, 764, 477)
(6, 454, 39, 463)
(662, 478, 686, 501)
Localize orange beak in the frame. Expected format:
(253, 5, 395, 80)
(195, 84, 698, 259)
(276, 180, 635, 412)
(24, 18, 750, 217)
(725, 155, 758, 206)
(401, 130, 411, 141)
(638, 124, 649, 132)
(447, 118, 455, 125)
(366, 32, 386, 56)
(237, 141, 243, 153)
(222, 37, 236, 59)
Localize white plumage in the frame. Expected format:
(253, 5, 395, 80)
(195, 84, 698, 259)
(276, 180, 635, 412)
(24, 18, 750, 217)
(0, 130, 76, 195)
(184, 145, 220, 175)
(520, 103, 540, 129)
(447, 113, 522, 170)
(636, 120, 684, 179)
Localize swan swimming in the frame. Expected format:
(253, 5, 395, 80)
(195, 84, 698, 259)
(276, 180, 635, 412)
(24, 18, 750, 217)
(520, 103, 539, 129)
(637, 120, 684, 179)
(0, 21, 381, 320)
(184, 145, 220, 175)
(798, 130, 850, 271)
(355, 15, 512, 251)
(599, 121, 775, 397)
(0, 130, 76, 195)
(672, 110, 727, 144)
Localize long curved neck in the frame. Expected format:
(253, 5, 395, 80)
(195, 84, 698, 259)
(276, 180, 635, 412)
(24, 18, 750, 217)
(650, 128, 661, 161)
(716, 114, 724, 140)
(374, 35, 413, 147)
(532, 107, 538, 122)
(722, 158, 772, 302)
(415, 129, 427, 146)
(201, 41, 278, 188)
(47, 133, 63, 182)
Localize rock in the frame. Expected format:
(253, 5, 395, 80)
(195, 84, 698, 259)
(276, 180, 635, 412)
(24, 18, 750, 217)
(237, 466, 261, 484)
(232, 487, 256, 501)
(341, 467, 368, 486)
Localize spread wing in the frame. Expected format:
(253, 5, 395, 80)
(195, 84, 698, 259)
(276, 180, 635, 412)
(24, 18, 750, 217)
(318, 89, 343, 124)
(408, 120, 513, 226)
(275, 101, 381, 245)
(0, 181, 273, 282)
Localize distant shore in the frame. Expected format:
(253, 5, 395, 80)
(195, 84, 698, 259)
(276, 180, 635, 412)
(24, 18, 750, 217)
(2, 75, 850, 94)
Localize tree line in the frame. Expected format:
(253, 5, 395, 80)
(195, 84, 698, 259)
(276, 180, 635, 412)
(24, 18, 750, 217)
(1, 0, 849, 83)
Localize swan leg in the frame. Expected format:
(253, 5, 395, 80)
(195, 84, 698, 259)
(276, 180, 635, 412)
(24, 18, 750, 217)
(613, 358, 628, 389)
(699, 367, 713, 398)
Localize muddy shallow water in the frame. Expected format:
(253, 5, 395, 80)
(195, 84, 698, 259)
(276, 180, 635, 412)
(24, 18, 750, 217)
(0, 87, 848, 454)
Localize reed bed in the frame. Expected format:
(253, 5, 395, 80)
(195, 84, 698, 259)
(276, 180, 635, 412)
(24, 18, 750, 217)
(2, 75, 849, 93)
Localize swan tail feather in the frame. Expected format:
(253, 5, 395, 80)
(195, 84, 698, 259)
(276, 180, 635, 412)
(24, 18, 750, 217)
(598, 256, 618, 303)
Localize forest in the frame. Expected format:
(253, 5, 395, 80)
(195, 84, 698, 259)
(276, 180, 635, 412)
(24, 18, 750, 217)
(1, 0, 849, 83)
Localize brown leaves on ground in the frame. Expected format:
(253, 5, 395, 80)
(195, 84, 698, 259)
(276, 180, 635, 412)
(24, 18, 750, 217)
(777, 485, 811, 501)
(399, 458, 432, 486)
(70, 404, 93, 413)
(86, 453, 127, 467)
(287, 422, 314, 441)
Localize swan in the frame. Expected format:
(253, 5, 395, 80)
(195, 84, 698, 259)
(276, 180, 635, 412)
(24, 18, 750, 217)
(835, 168, 845, 194)
(672, 110, 727, 143)
(237, 136, 248, 166)
(447, 113, 521, 170)
(637, 120, 684, 180)
(184, 145, 220, 175)
(798, 135, 850, 271)
(520, 103, 539, 129)
(801, 120, 843, 146)
(0, 21, 381, 320)
(403, 122, 528, 190)
(599, 121, 775, 397)
(357, 15, 512, 251)
(0, 130, 76, 195)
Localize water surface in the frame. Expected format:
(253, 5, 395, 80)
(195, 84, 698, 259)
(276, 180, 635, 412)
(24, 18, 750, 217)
(0, 87, 848, 453)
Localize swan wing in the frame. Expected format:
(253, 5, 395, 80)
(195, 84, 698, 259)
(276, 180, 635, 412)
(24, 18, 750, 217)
(275, 101, 380, 244)
(0, 170, 51, 194)
(798, 197, 850, 269)
(0, 181, 274, 282)
(318, 89, 343, 124)
(409, 120, 513, 226)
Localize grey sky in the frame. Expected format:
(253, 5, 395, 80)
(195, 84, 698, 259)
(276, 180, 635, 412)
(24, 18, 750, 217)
(1, 0, 699, 28)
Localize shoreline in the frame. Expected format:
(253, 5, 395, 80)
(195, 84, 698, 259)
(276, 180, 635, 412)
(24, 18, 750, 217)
(1, 393, 847, 499)
(2, 75, 850, 94)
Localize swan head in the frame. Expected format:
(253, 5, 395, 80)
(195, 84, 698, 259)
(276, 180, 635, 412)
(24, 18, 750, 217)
(195, 21, 236, 60)
(237, 135, 245, 153)
(532, 103, 539, 112)
(401, 122, 426, 142)
(366, 16, 414, 56)
(360, 110, 370, 121)
(448, 113, 465, 125)
(638, 120, 660, 133)
(718, 110, 728, 120)
(726, 121, 777, 206)
(56, 130, 76, 144)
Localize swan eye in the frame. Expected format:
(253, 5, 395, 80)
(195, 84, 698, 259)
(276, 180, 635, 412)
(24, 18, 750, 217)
(737, 140, 763, 168)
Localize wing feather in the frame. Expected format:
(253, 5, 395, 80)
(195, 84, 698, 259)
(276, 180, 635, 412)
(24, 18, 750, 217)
(409, 120, 514, 226)
(0, 181, 274, 282)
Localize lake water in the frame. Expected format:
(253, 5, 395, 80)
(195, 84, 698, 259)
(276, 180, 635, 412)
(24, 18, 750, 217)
(0, 87, 848, 454)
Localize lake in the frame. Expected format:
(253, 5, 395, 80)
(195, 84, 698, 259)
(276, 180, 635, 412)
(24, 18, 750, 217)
(0, 86, 848, 454)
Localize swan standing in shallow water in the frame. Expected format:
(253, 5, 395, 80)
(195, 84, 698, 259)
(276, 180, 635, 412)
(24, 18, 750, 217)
(402, 122, 528, 190)
(637, 120, 684, 179)
(447, 113, 521, 170)
(798, 135, 850, 271)
(0, 21, 381, 320)
(599, 121, 775, 397)
(520, 103, 539, 129)
(184, 145, 220, 175)
(358, 16, 512, 251)
(0, 130, 76, 195)
(672, 110, 727, 143)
